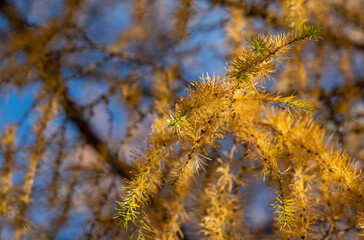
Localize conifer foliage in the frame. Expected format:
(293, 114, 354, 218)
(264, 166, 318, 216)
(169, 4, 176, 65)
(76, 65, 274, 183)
(0, 0, 364, 239)
(115, 25, 364, 239)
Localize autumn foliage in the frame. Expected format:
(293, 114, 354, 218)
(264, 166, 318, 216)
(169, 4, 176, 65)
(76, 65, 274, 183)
(0, 0, 363, 239)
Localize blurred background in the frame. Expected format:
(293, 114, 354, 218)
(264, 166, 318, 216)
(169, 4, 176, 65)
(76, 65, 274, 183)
(0, 0, 363, 239)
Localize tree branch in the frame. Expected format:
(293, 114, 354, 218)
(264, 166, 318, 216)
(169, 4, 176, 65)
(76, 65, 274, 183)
(0, 0, 133, 180)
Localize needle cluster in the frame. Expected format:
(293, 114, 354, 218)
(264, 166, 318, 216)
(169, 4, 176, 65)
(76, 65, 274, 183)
(115, 25, 363, 240)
